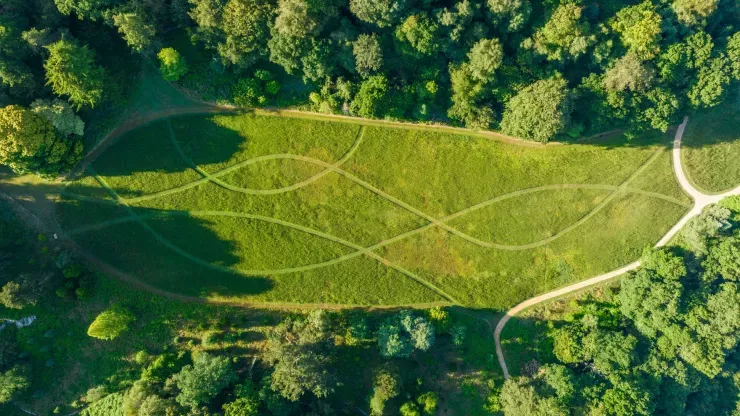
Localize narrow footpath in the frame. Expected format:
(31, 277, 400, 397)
(494, 116, 740, 379)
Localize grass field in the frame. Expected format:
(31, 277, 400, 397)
(56, 112, 691, 308)
(683, 102, 740, 193)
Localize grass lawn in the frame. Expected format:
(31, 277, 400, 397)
(683, 103, 740, 193)
(57, 112, 690, 309)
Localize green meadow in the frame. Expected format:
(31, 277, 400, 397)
(57, 112, 691, 308)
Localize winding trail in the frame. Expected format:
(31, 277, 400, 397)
(494, 116, 740, 379)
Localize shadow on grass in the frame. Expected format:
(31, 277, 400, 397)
(0, 178, 273, 300)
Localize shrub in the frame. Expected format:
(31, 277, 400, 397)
(417, 391, 438, 414)
(158, 48, 188, 82)
(87, 305, 135, 340)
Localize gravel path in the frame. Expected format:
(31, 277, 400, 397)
(494, 116, 740, 379)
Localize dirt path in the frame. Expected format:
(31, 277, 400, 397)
(494, 116, 740, 379)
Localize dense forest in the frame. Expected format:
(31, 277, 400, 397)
(1, 0, 740, 178)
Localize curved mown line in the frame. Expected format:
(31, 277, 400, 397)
(85, 171, 460, 304)
(66, 181, 689, 283)
(166, 120, 367, 196)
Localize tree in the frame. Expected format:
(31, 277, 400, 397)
(395, 13, 440, 57)
(487, 0, 531, 33)
(44, 39, 105, 109)
(0, 104, 82, 176)
(112, 12, 156, 52)
(0, 281, 36, 309)
(400, 401, 421, 416)
(703, 235, 740, 282)
(87, 305, 136, 340)
(157, 48, 188, 82)
(467, 38, 503, 82)
(353, 33, 383, 77)
(223, 382, 260, 416)
(610, 1, 662, 60)
(138, 395, 177, 416)
(417, 392, 438, 415)
(500, 77, 573, 142)
(377, 311, 435, 357)
(688, 56, 731, 108)
(350, 0, 410, 28)
(30, 99, 84, 137)
(499, 377, 567, 415)
(447, 63, 494, 129)
(680, 205, 731, 255)
(187, 0, 225, 48)
(350, 75, 389, 118)
(218, 0, 274, 67)
(173, 353, 236, 408)
(603, 54, 654, 92)
(531, 4, 593, 62)
(265, 310, 335, 401)
(54, 0, 119, 20)
(727, 33, 740, 81)
(0, 365, 29, 404)
(369, 366, 400, 416)
(672, 0, 719, 27)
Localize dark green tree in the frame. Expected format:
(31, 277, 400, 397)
(44, 39, 105, 109)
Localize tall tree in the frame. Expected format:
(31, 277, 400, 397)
(610, 1, 663, 60)
(44, 39, 105, 109)
(531, 3, 593, 62)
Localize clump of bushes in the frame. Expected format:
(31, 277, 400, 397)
(232, 70, 280, 107)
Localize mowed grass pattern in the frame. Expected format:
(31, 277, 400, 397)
(683, 103, 740, 193)
(57, 113, 690, 308)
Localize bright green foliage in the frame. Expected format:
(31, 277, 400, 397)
(113, 12, 156, 52)
(447, 63, 493, 129)
(265, 310, 335, 401)
(44, 39, 105, 109)
(350, 75, 389, 118)
(672, 0, 719, 27)
(219, 0, 275, 67)
(30, 99, 85, 137)
(426, 306, 450, 331)
(728, 33, 740, 80)
(157, 48, 188, 82)
(350, 0, 409, 28)
(369, 366, 400, 416)
(610, 1, 662, 60)
(173, 352, 236, 408)
(399, 401, 421, 416)
(416, 391, 438, 414)
(87, 305, 136, 340)
(531, 4, 593, 62)
(138, 395, 177, 416)
(353, 34, 383, 77)
(603, 53, 654, 92)
(703, 236, 740, 282)
(395, 13, 440, 57)
(0, 281, 36, 309)
(500, 77, 573, 142)
(499, 375, 567, 415)
(688, 56, 731, 108)
(467, 38, 503, 82)
(0, 366, 29, 404)
(53, 0, 116, 20)
(0, 104, 83, 176)
(451, 324, 466, 346)
(487, 0, 531, 32)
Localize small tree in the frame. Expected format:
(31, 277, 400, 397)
(400, 401, 421, 416)
(0, 281, 36, 310)
(158, 48, 188, 82)
(467, 38, 503, 82)
(173, 352, 236, 408)
(44, 39, 105, 109)
(500, 77, 573, 142)
(350, 75, 389, 118)
(353, 33, 383, 77)
(417, 392, 438, 415)
(369, 366, 400, 416)
(87, 305, 136, 340)
(0, 365, 29, 404)
(113, 12, 156, 52)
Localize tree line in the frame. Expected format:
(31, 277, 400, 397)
(2, 0, 740, 179)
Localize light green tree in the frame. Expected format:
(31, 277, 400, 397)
(610, 1, 663, 59)
(87, 305, 136, 340)
(500, 77, 573, 142)
(467, 38, 503, 82)
(157, 48, 188, 81)
(113, 12, 156, 52)
(532, 4, 593, 62)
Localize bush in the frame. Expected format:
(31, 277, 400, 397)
(87, 305, 135, 340)
(158, 48, 188, 81)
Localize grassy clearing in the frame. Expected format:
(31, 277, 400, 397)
(683, 103, 740, 193)
(58, 113, 687, 308)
